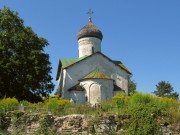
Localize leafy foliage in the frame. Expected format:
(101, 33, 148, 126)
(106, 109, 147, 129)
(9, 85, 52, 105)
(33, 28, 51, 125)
(129, 92, 151, 105)
(0, 97, 19, 109)
(153, 81, 179, 99)
(125, 93, 179, 135)
(127, 93, 158, 135)
(112, 93, 128, 108)
(0, 7, 54, 102)
(43, 95, 71, 114)
(128, 79, 137, 95)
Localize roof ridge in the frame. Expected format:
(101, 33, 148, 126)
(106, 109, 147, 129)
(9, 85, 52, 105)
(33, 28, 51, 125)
(60, 56, 87, 68)
(82, 68, 112, 80)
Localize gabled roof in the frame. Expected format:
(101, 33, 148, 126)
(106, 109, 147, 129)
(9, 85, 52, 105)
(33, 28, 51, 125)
(81, 68, 112, 80)
(61, 56, 86, 68)
(56, 52, 132, 80)
(113, 60, 131, 75)
(56, 56, 86, 80)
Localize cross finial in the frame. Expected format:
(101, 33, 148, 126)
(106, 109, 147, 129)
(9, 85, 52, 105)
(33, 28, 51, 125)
(87, 9, 93, 22)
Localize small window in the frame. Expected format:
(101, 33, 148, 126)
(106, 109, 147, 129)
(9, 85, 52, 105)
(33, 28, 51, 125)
(92, 47, 94, 54)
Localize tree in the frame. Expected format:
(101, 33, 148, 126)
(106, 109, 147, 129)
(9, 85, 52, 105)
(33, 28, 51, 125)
(153, 81, 179, 99)
(128, 79, 137, 95)
(0, 7, 54, 102)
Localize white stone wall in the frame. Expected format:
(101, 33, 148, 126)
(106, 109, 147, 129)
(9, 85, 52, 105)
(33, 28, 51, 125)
(57, 69, 63, 95)
(69, 90, 86, 103)
(62, 69, 67, 98)
(80, 79, 114, 105)
(63, 53, 130, 99)
(78, 37, 101, 58)
(100, 79, 114, 101)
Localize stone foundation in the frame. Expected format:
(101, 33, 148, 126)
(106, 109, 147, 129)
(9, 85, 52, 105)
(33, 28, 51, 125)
(0, 112, 179, 134)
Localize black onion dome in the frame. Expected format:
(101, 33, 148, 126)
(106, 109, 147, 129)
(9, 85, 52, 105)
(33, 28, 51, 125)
(77, 21, 103, 40)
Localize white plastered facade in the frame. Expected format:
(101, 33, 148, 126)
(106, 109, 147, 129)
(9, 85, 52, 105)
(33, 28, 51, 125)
(58, 52, 130, 104)
(78, 37, 101, 58)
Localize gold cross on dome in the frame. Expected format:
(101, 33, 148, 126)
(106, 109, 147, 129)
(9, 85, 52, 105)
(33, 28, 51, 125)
(87, 9, 93, 22)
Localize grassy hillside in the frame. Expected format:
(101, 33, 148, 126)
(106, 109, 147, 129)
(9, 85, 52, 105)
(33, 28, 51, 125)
(0, 93, 179, 134)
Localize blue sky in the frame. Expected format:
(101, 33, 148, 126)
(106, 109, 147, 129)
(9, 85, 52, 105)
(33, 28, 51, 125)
(1, 0, 180, 95)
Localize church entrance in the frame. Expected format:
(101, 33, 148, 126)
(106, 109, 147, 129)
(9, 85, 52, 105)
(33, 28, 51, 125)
(89, 83, 100, 105)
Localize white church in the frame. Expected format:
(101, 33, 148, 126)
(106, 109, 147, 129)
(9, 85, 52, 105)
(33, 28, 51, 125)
(56, 15, 132, 105)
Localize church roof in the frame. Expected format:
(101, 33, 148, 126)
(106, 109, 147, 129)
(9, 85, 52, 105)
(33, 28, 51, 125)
(113, 60, 131, 74)
(81, 68, 112, 80)
(56, 52, 132, 80)
(60, 56, 86, 68)
(77, 21, 103, 40)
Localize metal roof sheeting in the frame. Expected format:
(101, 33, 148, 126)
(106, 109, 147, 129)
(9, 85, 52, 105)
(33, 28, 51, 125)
(82, 68, 112, 80)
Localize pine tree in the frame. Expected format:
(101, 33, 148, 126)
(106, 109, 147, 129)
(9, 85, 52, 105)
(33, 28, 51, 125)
(153, 81, 179, 99)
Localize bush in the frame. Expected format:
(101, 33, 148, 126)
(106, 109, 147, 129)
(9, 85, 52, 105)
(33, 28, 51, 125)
(101, 100, 113, 112)
(129, 93, 152, 105)
(127, 103, 158, 135)
(0, 98, 19, 110)
(43, 95, 71, 114)
(112, 93, 129, 108)
(126, 92, 180, 134)
(19, 100, 32, 106)
(127, 93, 158, 134)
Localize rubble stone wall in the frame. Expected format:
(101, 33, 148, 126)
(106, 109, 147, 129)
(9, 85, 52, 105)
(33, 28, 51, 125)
(1, 112, 179, 135)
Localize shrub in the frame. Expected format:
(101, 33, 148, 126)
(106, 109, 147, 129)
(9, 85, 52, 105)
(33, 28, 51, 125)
(19, 100, 32, 106)
(0, 98, 19, 110)
(112, 93, 129, 108)
(126, 92, 180, 134)
(127, 93, 158, 135)
(129, 93, 152, 105)
(101, 100, 113, 112)
(43, 95, 71, 114)
(159, 97, 179, 109)
(127, 103, 159, 135)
